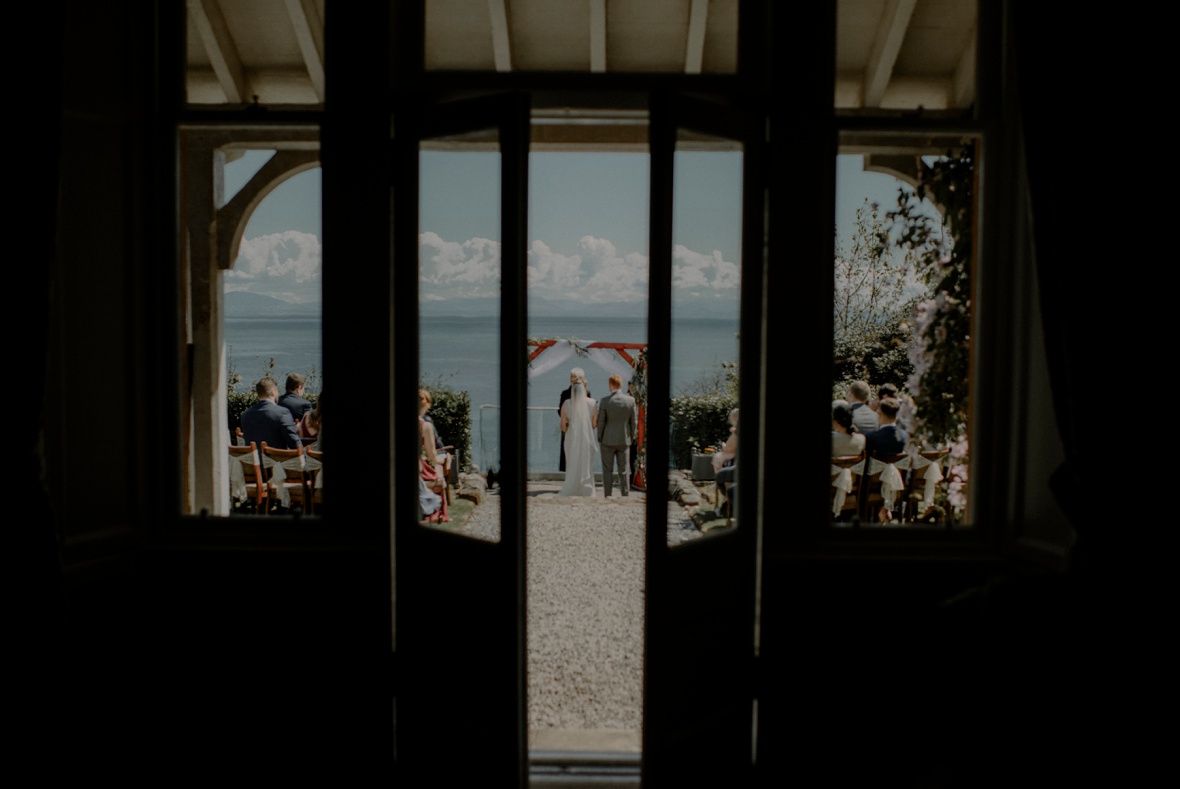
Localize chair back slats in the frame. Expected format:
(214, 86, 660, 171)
(831, 452, 865, 519)
(904, 447, 952, 522)
(228, 440, 267, 512)
(306, 448, 323, 514)
(857, 450, 908, 522)
(260, 442, 310, 513)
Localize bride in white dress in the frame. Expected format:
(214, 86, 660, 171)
(557, 375, 598, 496)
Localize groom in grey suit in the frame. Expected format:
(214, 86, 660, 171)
(597, 374, 638, 497)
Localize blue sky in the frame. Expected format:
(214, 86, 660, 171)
(223, 148, 918, 307)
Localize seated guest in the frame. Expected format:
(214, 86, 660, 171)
(242, 377, 301, 450)
(864, 396, 907, 456)
(418, 388, 451, 473)
(419, 389, 449, 522)
(871, 382, 899, 413)
(713, 409, 738, 518)
(298, 392, 322, 447)
(848, 380, 879, 434)
(831, 400, 866, 456)
(278, 373, 314, 423)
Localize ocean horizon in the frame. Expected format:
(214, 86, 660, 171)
(227, 313, 740, 471)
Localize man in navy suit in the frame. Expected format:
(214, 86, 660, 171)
(278, 373, 314, 423)
(242, 377, 302, 451)
(865, 397, 907, 456)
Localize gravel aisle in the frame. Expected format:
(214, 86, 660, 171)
(456, 484, 699, 737)
(526, 491, 646, 731)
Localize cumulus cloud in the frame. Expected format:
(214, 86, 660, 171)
(580, 236, 648, 303)
(419, 231, 501, 297)
(228, 230, 322, 302)
(672, 245, 740, 291)
(418, 232, 738, 304)
(526, 239, 583, 293)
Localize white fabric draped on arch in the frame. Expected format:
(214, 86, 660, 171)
(527, 339, 635, 385)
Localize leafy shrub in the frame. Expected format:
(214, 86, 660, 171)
(669, 392, 738, 470)
(227, 387, 259, 442)
(422, 382, 473, 472)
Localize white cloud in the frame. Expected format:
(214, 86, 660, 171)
(419, 232, 501, 297)
(672, 245, 740, 293)
(229, 230, 322, 302)
(526, 239, 583, 293)
(418, 232, 738, 305)
(580, 236, 648, 303)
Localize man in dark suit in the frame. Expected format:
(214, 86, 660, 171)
(278, 373, 314, 423)
(557, 367, 586, 472)
(242, 377, 302, 451)
(865, 397, 907, 456)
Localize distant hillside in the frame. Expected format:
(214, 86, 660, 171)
(225, 291, 322, 318)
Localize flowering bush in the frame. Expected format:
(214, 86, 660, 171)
(880, 149, 975, 521)
(833, 201, 925, 391)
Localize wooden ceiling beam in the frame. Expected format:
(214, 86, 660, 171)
(951, 27, 977, 109)
(863, 0, 917, 108)
(590, 0, 607, 73)
(188, 0, 250, 104)
(685, 0, 709, 74)
(284, 0, 326, 102)
(489, 0, 513, 72)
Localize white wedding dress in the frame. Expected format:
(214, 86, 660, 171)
(558, 385, 597, 497)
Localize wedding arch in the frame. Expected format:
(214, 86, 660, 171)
(528, 338, 648, 485)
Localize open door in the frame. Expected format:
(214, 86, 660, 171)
(643, 93, 764, 785)
(392, 92, 531, 785)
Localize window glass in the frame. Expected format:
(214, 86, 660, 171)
(669, 131, 742, 544)
(419, 139, 502, 541)
(831, 141, 974, 526)
(223, 156, 323, 515)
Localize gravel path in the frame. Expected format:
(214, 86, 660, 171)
(453, 482, 700, 743)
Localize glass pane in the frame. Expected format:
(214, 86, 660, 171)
(425, 0, 737, 74)
(832, 143, 974, 527)
(419, 139, 501, 542)
(221, 153, 324, 515)
(526, 148, 648, 754)
(669, 132, 742, 546)
(836, 0, 977, 111)
(187, 0, 326, 106)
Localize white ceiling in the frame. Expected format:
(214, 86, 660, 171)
(186, 0, 976, 111)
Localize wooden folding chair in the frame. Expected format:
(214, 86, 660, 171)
(857, 451, 909, 523)
(260, 443, 310, 513)
(902, 448, 952, 522)
(306, 447, 323, 514)
(228, 441, 268, 513)
(831, 453, 865, 520)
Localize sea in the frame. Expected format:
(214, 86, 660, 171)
(226, 314, 740, 472)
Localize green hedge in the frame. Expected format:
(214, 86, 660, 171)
(669, 392, 739, 470)
(422, 383, 473, 472)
